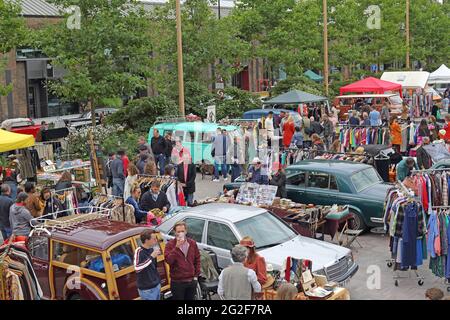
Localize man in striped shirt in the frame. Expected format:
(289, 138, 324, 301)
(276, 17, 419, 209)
(134, 230, 161, 300)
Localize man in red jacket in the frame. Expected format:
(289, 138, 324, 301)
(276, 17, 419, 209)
(164, 221, 201, 300)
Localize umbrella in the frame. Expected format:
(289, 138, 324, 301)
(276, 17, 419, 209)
(264, 90, 328, 105)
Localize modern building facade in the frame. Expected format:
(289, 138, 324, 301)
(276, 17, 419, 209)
(0, 0, 268, 121)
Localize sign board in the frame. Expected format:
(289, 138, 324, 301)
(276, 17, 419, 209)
(206, 105, 216, 123)
(216, 82, 224, 90)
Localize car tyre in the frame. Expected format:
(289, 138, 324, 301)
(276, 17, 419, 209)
(348, 210, 367, 231)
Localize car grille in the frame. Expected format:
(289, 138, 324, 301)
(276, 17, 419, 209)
(325, 256, 351, 282)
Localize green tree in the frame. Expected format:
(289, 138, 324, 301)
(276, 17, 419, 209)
(147, 0, 251, 109)
(33, 0, 152, 126)
(0, 0, 26, 96)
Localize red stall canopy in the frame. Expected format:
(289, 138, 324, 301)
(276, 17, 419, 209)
(339, 77, 402, 97)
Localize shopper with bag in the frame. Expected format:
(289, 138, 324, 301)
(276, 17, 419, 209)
(164, 221, 201, 300)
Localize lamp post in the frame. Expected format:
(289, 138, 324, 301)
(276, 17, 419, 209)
(405, 0, 410, 70)
(322, 0, 329, 97)
(176, 0, 185, 116)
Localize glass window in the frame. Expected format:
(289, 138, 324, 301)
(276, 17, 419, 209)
(28, 236, 48, 260)
(287, 172, 306, 187)
(351, 168, 382, 192)
(109, 242, 134, 272)
(207, 222, 239, 251)
(330, 175, 338, 190)
(169, 218, 205, 243)
(202, 132, 214, 143)
(307, 172, 330, 189)
(52, 242, 104, 273)
(187, 131, 195, 143)
(235, 212, 297, 250)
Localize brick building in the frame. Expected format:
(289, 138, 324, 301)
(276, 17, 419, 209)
(0, 0, 268, 121)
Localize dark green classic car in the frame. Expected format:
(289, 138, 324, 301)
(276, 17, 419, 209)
(224, 160, 393, 230)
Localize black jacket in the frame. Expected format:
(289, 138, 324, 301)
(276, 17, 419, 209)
(43, 196, 66, 218)
(151, 136, 167, 156)
(270, 172, 287, 198)
(140, 191, 171, 212)
(416, 146, 433, 169)
(307, 121, 323, 135)
(177, 163, 196, 195)
(0, 194, 14, 228)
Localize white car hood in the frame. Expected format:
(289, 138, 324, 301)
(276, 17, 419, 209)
(258, 235, 351, 272)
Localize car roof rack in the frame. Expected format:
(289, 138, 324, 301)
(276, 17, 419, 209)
(29, 209, 110, 237)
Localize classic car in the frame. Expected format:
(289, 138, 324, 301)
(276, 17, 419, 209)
(26, 214, 170, 300)
(224, 160, 393, 230)
(65, 107, 117, 128)
(156, 203, 358, 284)
(0, 118, 42, 138)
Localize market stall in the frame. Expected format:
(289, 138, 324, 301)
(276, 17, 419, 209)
(0, 129, 35, 153)
(381, 71, 431, 118)
(339, 77, 403, 97)
(428, 64, 450, 93)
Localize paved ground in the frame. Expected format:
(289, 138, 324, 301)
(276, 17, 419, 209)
(2, 173, 447, 300)
(194, 173, 450, 300)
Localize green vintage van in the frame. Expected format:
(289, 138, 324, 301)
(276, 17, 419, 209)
(148, 122, 242, 165)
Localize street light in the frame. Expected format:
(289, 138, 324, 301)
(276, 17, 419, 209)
(176, 0, 185, 116)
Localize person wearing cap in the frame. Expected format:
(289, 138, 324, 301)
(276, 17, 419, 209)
(218, 245, 262, 300)
(269, 162, 287, 198)
(246, 157, 269, 185)
(9, 192, 34, 238)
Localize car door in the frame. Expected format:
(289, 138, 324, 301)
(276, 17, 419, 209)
(286, 170, 307, 203)
(304, 171, 341, 206)
(27, 234, 51, 299)
(204, 220, 240, 269)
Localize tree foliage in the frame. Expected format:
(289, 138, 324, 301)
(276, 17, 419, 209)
(33, 0, 153, 116)
(0, 0, 26, 96)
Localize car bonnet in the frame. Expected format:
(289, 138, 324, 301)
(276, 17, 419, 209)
(257, 235, 351, 272)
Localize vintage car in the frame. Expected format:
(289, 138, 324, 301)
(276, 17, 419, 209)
(156, 203, 358, 284)
(224, 160, 393, 230)
(0, 118, 42, 138)
(26, 214, 170, 300)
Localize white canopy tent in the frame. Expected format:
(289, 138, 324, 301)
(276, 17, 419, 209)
(381, 71, 430, 89)
(428, 64, 450, 84)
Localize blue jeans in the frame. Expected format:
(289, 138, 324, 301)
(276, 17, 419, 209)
(0, 227, 12, 242)
(186, 193, 194, 206)
(138, 284, 161, 300)
(156, 154, 165, 176)
(214, 157, 228, 179)
(231, 164, 242, 182)
(112, 178, 125, 197)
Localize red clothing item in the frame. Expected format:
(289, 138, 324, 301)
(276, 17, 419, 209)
(122, 156, 129, 177)
(164, 237, 201, 282)
(283, 122, 295, 148)
(244, 254, 267, 286)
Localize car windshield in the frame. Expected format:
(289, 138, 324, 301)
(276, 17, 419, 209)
(235, 212, 297, 250)
(351, 167, 382, 192)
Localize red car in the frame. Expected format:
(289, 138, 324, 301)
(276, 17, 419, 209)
(1, 118, 42, 138)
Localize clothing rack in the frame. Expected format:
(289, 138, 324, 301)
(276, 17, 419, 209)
(50, 186, 78, 215)
(411, 168, 450, 173)
(337, 124, 387, 128)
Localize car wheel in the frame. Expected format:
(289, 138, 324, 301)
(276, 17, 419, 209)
(68, 293, 81, 300)
(348, 210, 367, 231)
